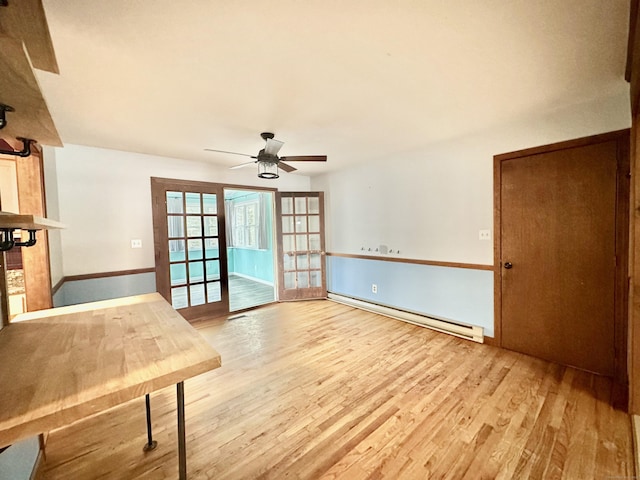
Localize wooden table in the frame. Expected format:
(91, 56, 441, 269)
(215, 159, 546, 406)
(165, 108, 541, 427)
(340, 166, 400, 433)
(0, 293, 221, 479)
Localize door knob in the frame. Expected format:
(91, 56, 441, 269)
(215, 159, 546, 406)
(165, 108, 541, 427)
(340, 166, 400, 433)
(504, 262, 513, 269)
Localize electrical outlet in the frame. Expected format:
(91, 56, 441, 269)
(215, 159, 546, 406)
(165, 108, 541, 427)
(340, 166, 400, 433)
(478, 229, 491, 241)
(372, 284, 378, 294)
(131, 239, 142, 249)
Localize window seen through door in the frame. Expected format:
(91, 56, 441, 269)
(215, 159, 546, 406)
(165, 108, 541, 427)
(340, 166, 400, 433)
(232, 200, 258, 248)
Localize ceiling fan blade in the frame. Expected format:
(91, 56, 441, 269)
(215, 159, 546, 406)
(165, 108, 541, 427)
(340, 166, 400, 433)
(280, 155, 327, 162)
(204, 148, 257, 158)
(278, 161, 297, 173)
(264, 138, 284, 156)
(229, 160, 257, 170)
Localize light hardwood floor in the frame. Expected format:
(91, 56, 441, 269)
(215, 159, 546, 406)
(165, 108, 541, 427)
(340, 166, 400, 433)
(228, 275, 275, 312)
(39, 300, 634, 479)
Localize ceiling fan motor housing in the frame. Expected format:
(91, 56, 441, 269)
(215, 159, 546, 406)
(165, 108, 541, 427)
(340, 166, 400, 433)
(257, 149, 280, 164)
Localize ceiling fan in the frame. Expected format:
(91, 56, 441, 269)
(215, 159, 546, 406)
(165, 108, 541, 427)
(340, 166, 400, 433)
(204, 132, 327, 179)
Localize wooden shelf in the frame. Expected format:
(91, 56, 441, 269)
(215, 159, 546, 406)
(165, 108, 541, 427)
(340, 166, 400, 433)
(0, 212, 64, 230)
(0, 0, 58, 74)
(0, 34, 61, 147)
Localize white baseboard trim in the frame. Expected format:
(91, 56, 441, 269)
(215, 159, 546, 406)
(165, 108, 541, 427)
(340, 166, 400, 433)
(327, 293, 484, 343)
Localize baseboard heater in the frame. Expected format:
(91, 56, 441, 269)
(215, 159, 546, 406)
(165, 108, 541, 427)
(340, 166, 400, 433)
(327, 293, 484, 343)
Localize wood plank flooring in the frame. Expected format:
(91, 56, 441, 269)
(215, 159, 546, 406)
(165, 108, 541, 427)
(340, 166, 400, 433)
(228, 275, 275, 312)
(39, 300, 634, 479)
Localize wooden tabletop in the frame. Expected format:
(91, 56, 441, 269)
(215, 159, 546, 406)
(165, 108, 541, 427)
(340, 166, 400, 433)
(0, 293, 221, 449)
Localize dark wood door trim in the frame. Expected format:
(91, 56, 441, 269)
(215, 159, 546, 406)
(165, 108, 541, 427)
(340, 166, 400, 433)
(493, 129, 630, 383)
(15, 145, 52, 313)
(494, 129, 631, 162)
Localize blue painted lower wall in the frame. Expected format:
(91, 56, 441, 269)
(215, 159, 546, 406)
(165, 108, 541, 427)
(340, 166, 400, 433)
(327, 256, 495, 337)
(227, 248, 274, 284)
(0, 436, 40, 480)
(53, 272, 156, 307)
(52, 258, 494, 338)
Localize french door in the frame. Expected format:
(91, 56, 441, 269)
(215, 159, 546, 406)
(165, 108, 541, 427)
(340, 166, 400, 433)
(276, 192, 327, 301)
(153, 181, 328, 316)
(151, 178, 228, 320)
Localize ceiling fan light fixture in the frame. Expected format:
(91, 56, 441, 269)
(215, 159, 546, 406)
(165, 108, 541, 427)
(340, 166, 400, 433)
(257, 161, 279, 179)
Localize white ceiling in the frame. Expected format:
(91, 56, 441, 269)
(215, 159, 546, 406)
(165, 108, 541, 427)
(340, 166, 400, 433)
(36, 0, 630, 176)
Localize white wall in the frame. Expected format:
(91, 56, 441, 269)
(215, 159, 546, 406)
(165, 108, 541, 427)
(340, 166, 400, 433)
(48, 144, 310, 276)
(313, 92, 631, 265)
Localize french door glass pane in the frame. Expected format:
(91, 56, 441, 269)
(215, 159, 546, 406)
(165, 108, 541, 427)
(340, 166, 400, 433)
(168, 216, 184, 238)
(297, 271, 309, 288)
(283, 254, 294, 270)
(294, 197, 307, 214)
(296, 234, 308, 251)
(308, 197, 320, 214)
(190, 284, 205, 306)
(203, 194, 217, 214)
(204, 238, 218, 258)
(310, 253, 321, 269)
(283, 235, 294, 252)
(281, 197, 293, 215)
(309, 234, 321, 251)
(167, 192, 183, 214)
(207, 282, 221, 302)
(170, 263, 186, 286)
(282, 216, 294, 234)
(187, 239, 203, 260)
(297, 254, 309, 270)
(185, 192, 201, 214)
(284, 272, 296, 289)
(187, 216, 202, 237)
(206, 260, 220, 280)
(310, 271, 322, 287)
(204, 217, 218, 236)
(171, 286, 188, 309)
(308, 215, 320, 233)
(189, 261, 204, 283)
(169, 240, 185, 262)
(295, 216, 307, 233)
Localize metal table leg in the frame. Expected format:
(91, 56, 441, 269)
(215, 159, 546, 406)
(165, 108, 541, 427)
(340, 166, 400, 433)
(143, 394, 158, 452)
(177, 381, 187, 480)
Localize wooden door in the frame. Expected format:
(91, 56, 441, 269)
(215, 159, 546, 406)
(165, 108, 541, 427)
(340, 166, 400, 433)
(151, 178, 229, 320)
(495, 131, 629, 377)
(276, 192, 327, 301)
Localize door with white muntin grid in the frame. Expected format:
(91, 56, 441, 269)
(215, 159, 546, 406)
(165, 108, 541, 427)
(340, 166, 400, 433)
(152, 178, 228, 319)
(276, 192, 327, 301)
